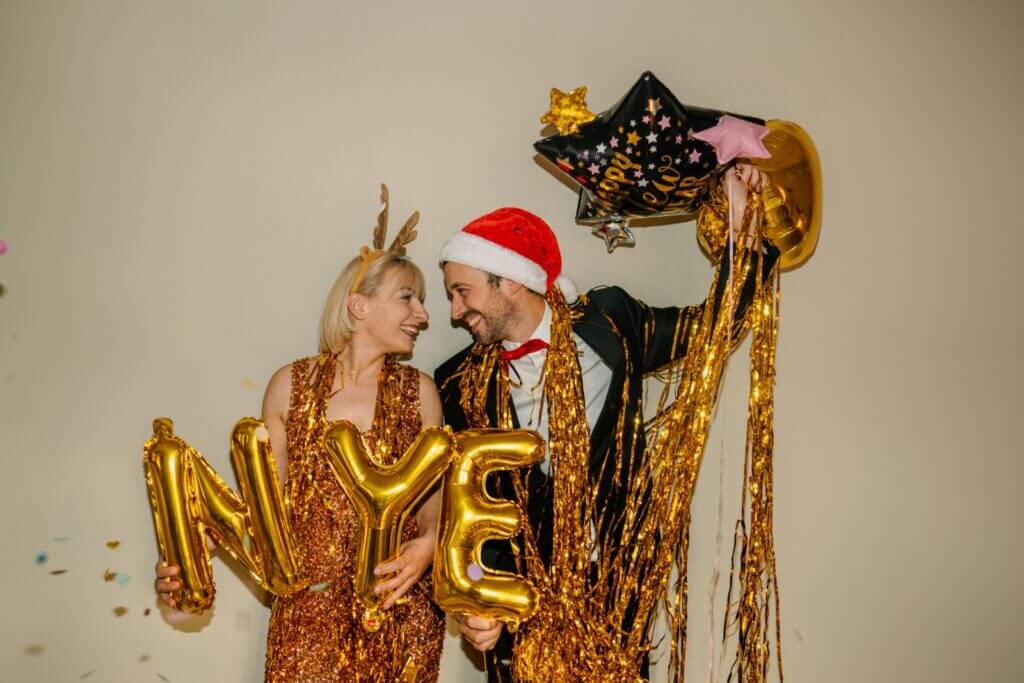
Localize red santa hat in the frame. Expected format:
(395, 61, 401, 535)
(439, 207, 578, 301)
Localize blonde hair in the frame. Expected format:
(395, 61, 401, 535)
(318, 252, 426, 354)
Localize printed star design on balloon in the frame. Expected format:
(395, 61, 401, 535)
(540, 86, 597, 136)
(690, 114, 771, 164)
(535, 71, 768, 231)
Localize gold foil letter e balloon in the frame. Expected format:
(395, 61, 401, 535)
(142, 418, 306, 613)
(433, 429, 545, 629)
(321, 422, 453, 632)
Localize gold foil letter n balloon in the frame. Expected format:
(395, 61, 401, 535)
(142, 418, 306, 614)
(433, 429, 545, 629)
(321, 422, 453, 632)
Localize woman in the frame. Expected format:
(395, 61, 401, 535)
(154, 188, 445, 682)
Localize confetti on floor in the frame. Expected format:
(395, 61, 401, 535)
(103, 569, 117, 582)
(112, 606, 128, 617)
(35, 552, 48, 565)
(106, 540, 121, 549)
(157, 674, 171, 681)
(80, 672, 95, 679)
(115, 573, 131, 586)
(139, 654, 150, 662)
(49, 569, 68, 575)
(308, 582, 330, 592)
(24, 644, 45, 656)
(52, 536, 70, 543)
(144, 608, 152, 616)
(242, 377, 258, 390)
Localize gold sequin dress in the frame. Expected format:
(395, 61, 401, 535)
(265, 354, 444, 682)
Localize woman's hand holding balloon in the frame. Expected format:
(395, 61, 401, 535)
(373, 532, 436, 610)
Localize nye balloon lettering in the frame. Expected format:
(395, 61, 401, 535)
(143, 419, 542, 628)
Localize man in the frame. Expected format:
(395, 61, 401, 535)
(434, 165, 776, 681)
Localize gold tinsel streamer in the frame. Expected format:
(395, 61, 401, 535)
(724, 261, 783, 683)
(451, 179, 782, 682)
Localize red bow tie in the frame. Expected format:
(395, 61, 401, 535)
(501, 338, 549, 365)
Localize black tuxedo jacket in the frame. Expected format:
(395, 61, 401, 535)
(434, 248, 777, 573)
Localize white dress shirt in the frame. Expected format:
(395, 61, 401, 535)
(502, 303, 613, 474)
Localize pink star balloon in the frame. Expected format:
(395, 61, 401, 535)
(0, 240, 7, 255)
(691, 115, 771, 165)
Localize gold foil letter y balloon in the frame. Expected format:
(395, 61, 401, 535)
(321, 422, 453, 631)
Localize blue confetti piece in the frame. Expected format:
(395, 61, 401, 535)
(308, 582, 329, 592)
(115, 573, 131, 586)
(35, 552, 47, 565)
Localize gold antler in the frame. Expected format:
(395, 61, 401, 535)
(372, 184, 389, 250)
(388, 211, 419, 257)
(350, 185, 421, 293)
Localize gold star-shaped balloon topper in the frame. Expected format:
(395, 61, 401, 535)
(540, 86, 596, 136)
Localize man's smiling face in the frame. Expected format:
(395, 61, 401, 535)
(442, 262, 519, 345)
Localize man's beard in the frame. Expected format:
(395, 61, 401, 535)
(465, 300, 519, 345)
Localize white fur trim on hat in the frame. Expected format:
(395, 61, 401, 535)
(439, 232, 549, 294)
(555, 275, 579, 303)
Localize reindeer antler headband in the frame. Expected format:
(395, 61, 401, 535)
(350, 184, 420, 293)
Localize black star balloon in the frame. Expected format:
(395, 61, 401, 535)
(534, 71, 764, 250)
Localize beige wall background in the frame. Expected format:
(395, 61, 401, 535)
(1, 0, 1020, 681)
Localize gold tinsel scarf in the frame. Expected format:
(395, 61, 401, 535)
(452, 181, 782, 682)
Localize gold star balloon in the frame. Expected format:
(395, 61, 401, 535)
(540, 86, 596, 136)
